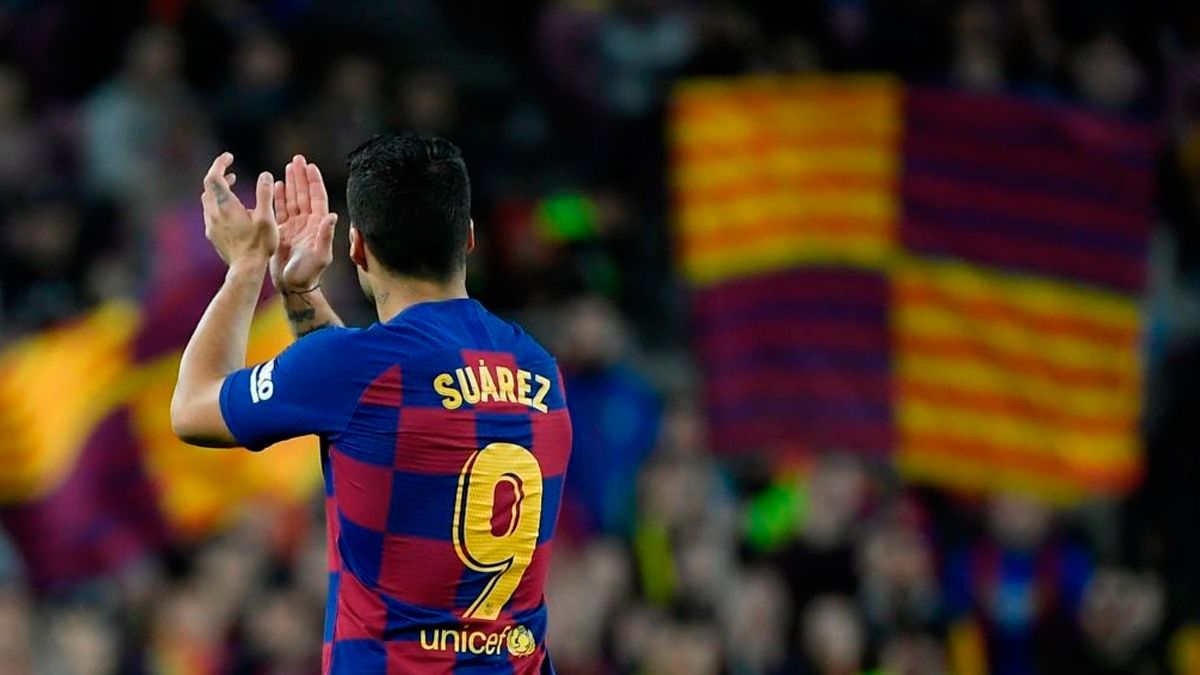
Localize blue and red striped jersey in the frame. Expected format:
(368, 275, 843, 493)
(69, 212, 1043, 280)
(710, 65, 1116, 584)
(219, 298, 571, 674)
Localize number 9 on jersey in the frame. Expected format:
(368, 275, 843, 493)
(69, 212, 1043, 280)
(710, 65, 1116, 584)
(452, 442, 544, 620)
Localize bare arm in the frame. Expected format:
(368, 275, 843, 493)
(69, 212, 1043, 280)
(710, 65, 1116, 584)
(272, 155, 344, 337)
(171, 153, 279, 446)
(283, 287, 342, 337)
(172, 259, 268, 446)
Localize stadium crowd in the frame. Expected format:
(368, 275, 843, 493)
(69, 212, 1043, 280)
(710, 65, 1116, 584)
(0, 1, 1199, 674)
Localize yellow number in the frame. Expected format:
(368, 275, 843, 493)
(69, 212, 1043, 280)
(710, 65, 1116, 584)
(452, 442, 544, 620)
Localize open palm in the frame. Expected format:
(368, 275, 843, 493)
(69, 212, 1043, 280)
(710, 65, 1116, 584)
(270, 154, 338, 293)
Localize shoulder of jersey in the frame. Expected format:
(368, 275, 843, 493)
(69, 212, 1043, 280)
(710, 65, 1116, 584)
(500, 316, 558, 365)
(286, 324, 377, 359)
(298, 324, 364, 344)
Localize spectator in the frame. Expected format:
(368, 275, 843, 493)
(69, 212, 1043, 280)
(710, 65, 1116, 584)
(949, 0, 1006, 91)
(44, 606, 121, 675)
(82, 26, 210, 236)
(1070, 31, 1146, 112)
(235, 588, 322, 675)
(773, 454, 867, 637)
(1077, 568, 1164, 673)
(303, 55, 384, 186)
(557, 296, 661, 538)
(0, 586, 33, 675)
(856, 500, 940, 641)
(797, 594, 867, 675)
(943, 494, 1094, 675)
(877, 632, 947, 675)
(215, 30, 293, 172)
(641, 614, 724, 675)
(595, 0, 694, 121)
(0, 190, 86, 332)
(545, 539, 631, 674)
(722, 567, 790, 675)
(0, 66, 46, 194)
(391, 69, 458, 137)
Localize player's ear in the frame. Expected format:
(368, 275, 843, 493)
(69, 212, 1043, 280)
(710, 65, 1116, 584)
(349, 226, 368, 271)
(466, 219, 475, 254)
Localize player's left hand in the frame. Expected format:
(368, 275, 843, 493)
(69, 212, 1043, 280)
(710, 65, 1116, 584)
(270, 154, 338, 293)
(200, 152, 278, 266)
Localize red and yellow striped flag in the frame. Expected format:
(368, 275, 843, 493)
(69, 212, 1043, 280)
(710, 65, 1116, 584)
(0, 302, 139, 501)
(0, 299, 322, 589)
(893, 259, 1142, 500)
(130, 304, 321, 538)
(673, 76, 1155, 501)
(673, 75, 902, 284)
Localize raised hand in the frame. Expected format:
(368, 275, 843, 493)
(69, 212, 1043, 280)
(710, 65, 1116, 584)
(270, 154, 338, 293)
(201, 152, 278, 266)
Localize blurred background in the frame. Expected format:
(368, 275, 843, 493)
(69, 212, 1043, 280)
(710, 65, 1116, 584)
(0, 0, 1196, 674)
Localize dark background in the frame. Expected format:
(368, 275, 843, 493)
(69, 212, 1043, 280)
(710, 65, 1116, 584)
(1, 1, 1199, 674)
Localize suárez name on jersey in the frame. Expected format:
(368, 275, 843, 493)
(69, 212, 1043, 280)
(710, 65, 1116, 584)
(433, 359, 551, 413)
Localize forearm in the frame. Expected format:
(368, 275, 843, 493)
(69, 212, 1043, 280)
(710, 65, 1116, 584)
(171, 258, 267, 445)
(282, 288, 344, 337)
(183, 258, 268, 380)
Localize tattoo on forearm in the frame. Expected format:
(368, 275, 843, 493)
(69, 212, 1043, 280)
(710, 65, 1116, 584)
(297, 322, 332, 337)
(283, 290, 340, 337)
(287, 307, 317, 323)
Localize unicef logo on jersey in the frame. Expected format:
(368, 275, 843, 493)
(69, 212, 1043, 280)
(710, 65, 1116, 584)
(418, 624, 537, 657)
(249, 360, 275, 403)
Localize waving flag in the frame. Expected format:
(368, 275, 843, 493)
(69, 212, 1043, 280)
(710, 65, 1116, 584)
(0, 201, 323, 590)
(673, 77, 1155, 501)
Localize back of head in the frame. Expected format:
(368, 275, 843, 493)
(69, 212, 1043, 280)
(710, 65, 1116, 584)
(347, 133, 471, 282)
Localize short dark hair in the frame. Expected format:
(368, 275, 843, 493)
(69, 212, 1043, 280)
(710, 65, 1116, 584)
(346, 133, 471, 282)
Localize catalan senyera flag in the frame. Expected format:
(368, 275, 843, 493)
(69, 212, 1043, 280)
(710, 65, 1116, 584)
(130, 306, 320, 538)
(0, 202, 323, 590)
(675, 76, 902, 283)
(0, 300, 319, 589)
(674, 76, 1155, 501)
(0, 304, 170, 590)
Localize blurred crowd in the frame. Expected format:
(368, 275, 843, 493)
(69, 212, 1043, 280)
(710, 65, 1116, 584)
(1, 0, 1200, 674)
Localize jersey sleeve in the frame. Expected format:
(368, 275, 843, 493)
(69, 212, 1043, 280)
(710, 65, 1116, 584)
(219, 326, 361, 451)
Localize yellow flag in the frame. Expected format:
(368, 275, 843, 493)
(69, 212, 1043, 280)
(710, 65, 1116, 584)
(0, 302, 139, 502)
(129, 303, 322, 537)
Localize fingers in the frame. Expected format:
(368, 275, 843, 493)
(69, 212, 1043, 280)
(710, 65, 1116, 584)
(317, 213, 338, 250)
(200, 188, 214, 219)
(273, 181, 287, 224)
(226, 173, 236, 188)
(293, 155, 311, 214)
(199, 189, 216, 240)
(203, 152, 243, 210)
(307, 163, 329, 215)
(253, 171, 275, 221)
(284, 160, 300, 217)
(204, 151, 233, 187)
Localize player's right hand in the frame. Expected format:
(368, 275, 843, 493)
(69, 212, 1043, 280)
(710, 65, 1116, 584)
(270, 154, 338, 294)
(200, 152, 278, 267)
